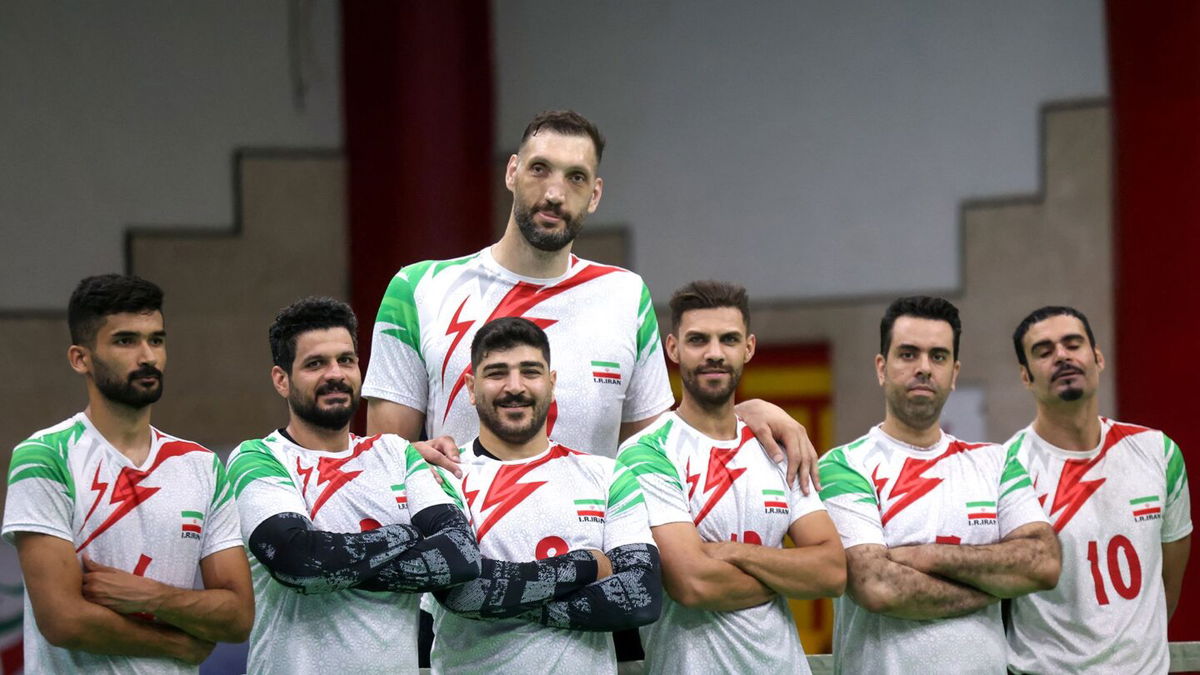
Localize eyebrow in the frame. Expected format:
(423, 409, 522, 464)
(527, 154, 593, 178)
(480, 360, 546, 372)
(111, 330, 166, 338)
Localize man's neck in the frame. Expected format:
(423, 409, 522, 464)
(477, 426, 550, 461)
(84, 393, 153, 464)
(880, 413, 942, 449)
(675, 395, 738, 441)
(491, 223, 572, 279)
(1032, 397, 1102, 451)
(285, 417, 351, 452)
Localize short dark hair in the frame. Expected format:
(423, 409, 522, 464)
(269, 297, 358, 372)
(68, 274, 164, 347)
(470, 317, 551, 369)
(520, 110, 606, 164)
(1012, 305, 1097, 369)
(669, 280, 750, 333)
(880, 296, 962, 359)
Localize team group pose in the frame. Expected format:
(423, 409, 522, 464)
(3, 109, 1192, 674)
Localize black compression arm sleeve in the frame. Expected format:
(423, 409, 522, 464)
(247, 511, 422, 594)
(533, 542, 663, 632)
(354, 504, 481, 593)
(432, 549, 600, 619)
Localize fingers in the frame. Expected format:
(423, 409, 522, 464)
(414, 438, 464, 478)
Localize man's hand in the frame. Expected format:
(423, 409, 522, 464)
(413, 435, 463, 479)
(587, 550, 613, 580)
(177, 635, 217, 665)
(81, 555, 168, 616)
(734, 398, 821, 493)
(886, 543, 928, 570)
(699, 540, 743, 563)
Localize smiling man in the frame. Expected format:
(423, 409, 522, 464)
(817, 295, 1060, 674)
(1005, 306, 1192, 674)
(2, 274, 253, 673)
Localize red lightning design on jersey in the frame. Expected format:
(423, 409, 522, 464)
(1046, 420, 1148, 533)
(295, 458, 314, 496)
(442, 297, 474, 383)
(684, 457, 700, 500)
(76, 434, 209, 552)
(692, 426, 754, 526)
(875, 440, 986, 527)
(469, 444, 574, 541)
(440, 262, 622, 427)
(80, 462, 109, 532)
(307, 435, 381, 520)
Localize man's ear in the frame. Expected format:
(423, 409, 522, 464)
(504, 154, 519, 191)
(875, 354, 886, 386)
(271, 365, 290, 399)
(67, 345, 89, 375)
(665, 333, 680, 364)
(745, 334, 757, 362)
(466, 372, 477, 405)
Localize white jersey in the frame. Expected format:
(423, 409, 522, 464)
(362, 246, 674, 457)
(1007, 418, 1192, 674)
(427, 441, 654, 674)
(2, 413, 241, 675)
(618, 413, 822, 675)
(817, 425, 1049, 675)
(226, 431, 459, 675)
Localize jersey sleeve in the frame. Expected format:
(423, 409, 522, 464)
(786, 467, 826, 526)
(615, 424, 691, 527)
(817, 446, 885, 548)
(401, 441, 466, 516)
(603, 457, 656, 551)
(226, 439, 307, 540)
(1161, 434, 1192, 542)
(1, 425, 82, 543)
(361, 263, 433, 412)
(997, 441, 1050, 538)
(200, 452, 243, 558)
(621, 282, 674, 424)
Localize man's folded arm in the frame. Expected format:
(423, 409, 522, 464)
(353, 504, 481, 593)
(845, 543, 998, 620)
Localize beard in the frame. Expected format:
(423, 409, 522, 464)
(94, 359, 163, 409)
(477, 392, 552, 445)
(885, 382, 948, 432)
(1051, 362, 1087, 401)
(680, 363, 741, 410)
(514, 199, 584, 252)
(290, 380, 359, 431)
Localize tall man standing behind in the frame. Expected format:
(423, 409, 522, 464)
(817, 296, 1060, 674)
(1006, 306, 1191, 674)
(619, 281, 845, 674)
(2, 274, 253, 673)
(363, 109, 817, 483)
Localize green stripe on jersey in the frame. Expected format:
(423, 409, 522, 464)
(227, 439, 295, 497)
(181, 510, 205, 519)
(818, 444, 877, 505)
(965, 501, 996, 508)
(211, 453, 233, 508)
(8, 421, 84, 499)
(1000, 441, 1034, 497)
(635, 283, 660, 359)
(762, 489, 786, 497)
(574, 498, 605, 505)
(616, 420, 681, 490)
(404, 444, 464, 509)
(590, 361, 620, 369)
(1164, 435, 1187, 499)
(1129, 495, 1160, 505)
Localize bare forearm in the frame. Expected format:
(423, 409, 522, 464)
(712, 541, 845, 599)
(144, 587, 249, 643)
(848, 553, 996, 620)
(893, 534, 1059, 598)
(665, 553, 774, 611)
(47, 601, 210, 663)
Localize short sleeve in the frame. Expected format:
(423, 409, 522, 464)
(1162, 434, 1193, 542)
(2, 430, 79, 544)
(401, 440, 466, 516)
(817, 447, 885, 549)
(620, 282, 674, 424)
(615, 424, 691, 527)
(786, 471, 826, 526)
(361, 264, 433, 414)
(603, 458, 656, 551)
(996, 441, 1051, 538)
(200, 452, 243, 558)
(225, 439, 307, 540)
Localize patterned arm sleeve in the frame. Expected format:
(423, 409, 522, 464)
(1162, 434, 1193, 542)
(432, 550, 600, 619)
(532, 542, 663, 632)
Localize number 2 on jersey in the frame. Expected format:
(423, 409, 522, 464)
(1086, 535, 1142, 604)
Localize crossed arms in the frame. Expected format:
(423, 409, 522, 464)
(15, 532, 252, 665)
(845, 522, 1061, 620)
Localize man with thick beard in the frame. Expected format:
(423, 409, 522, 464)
(225, 298, 480, 674)
(618, 281, 845, 674)
(816, 295, 1060, 674)
(426, 317, 662, 673)
(2, 274, 253, 672)
(1005, 306, 1191, 674)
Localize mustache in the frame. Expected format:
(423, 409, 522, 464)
(316, 381, 353, 396)
(1052, 363, 1084, 381)
(129, 365, 162, 381)
(494, 394, 535, 407)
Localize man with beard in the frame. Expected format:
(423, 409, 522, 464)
(363, 109, 819, 480)
(617, 281, 845, 674)
(225, 297, 481, 674)
(1005, 306, 1191, 674)
(2, 274, 253, 672)
(816, 296, 1060, 674)
(426, 317, 662, 673)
